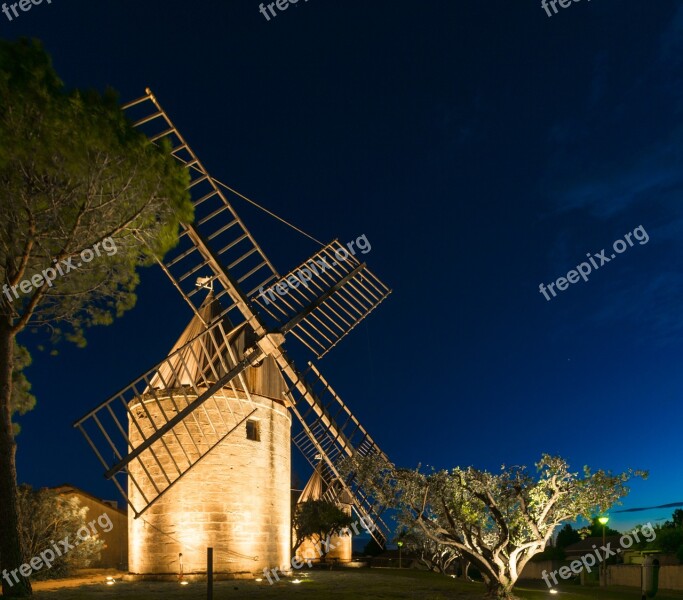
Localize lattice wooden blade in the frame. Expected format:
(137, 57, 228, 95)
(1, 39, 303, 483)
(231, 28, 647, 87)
(121, 89, 278, 329)
(286, 361, 391, 547)
(73, 318, 262, 517)
(76, 89, 395, 532)
(251, 241, 392, 358)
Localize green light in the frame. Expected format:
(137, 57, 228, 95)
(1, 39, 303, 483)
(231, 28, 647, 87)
(598, 516, 609, 525)
(397, 541, 404, 547)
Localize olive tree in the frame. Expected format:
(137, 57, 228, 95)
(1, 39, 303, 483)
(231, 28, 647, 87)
(344, 454, 645, 599)
(398, 526, 461, 574)
(17, 486, 104, 579)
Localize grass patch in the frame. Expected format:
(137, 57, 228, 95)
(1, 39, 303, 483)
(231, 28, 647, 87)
(29, 569, 683, 600)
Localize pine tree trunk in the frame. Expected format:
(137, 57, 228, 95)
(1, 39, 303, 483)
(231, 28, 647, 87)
(0, 318, 31, 597)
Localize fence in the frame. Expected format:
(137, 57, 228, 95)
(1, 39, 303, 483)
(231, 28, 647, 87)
(608, 564, 683, 591)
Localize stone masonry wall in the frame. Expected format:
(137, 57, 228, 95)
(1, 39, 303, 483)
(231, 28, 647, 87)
(128, 392, 291, 576)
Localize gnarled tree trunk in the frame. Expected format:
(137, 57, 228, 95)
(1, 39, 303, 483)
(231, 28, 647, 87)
(482, 567, 520, 600)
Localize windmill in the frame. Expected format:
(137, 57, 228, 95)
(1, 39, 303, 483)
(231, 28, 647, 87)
(73, 89, 392, 576)
(294, 459, 355, 563)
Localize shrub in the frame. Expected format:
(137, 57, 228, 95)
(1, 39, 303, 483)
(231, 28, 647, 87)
(17, 485, 104, 579)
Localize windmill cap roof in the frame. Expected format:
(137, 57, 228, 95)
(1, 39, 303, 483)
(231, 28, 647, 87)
(147, 293, 286, 399)
(297, 463, 353, 505)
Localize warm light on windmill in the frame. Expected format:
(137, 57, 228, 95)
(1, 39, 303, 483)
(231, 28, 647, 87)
(73, 88, 393, 579)
(195, 276, 213, 290)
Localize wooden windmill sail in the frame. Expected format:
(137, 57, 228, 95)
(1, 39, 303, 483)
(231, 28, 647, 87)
(74, 89, 392, 547)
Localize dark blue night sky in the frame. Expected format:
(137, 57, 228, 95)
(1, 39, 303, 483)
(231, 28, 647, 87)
(3, 0, 682, 532)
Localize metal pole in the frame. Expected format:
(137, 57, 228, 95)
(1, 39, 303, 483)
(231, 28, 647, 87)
(207, 547, 213, 600)
(642, 555, 646, 600)
(602, 524, 607, 587)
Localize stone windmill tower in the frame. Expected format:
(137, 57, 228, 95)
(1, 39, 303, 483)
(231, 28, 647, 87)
(126, 294, 291, 576)
(295, 462, 354, 564)
(75, 89, 392, 578)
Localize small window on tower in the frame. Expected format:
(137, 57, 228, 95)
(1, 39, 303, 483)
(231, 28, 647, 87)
(246, 419, 260, 442)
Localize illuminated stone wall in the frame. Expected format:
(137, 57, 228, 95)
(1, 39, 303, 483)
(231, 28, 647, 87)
(295, 503, 353, 563)
(128, 392, 291, 577)
(296, 530, 353, 563)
